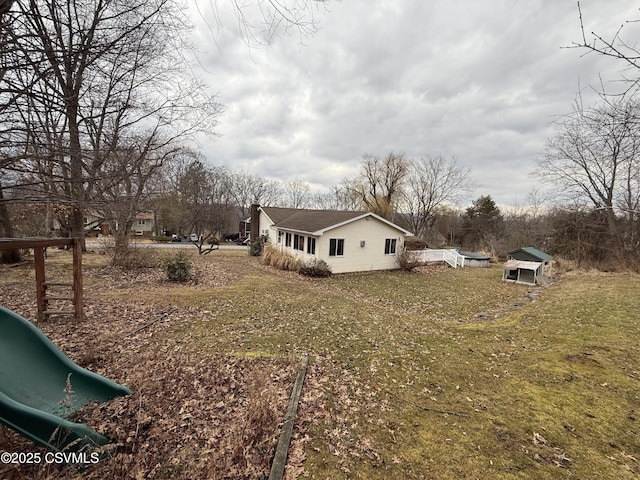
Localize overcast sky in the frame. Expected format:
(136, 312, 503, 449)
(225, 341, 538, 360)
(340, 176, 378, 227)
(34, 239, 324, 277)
(189, 0, 639, 209)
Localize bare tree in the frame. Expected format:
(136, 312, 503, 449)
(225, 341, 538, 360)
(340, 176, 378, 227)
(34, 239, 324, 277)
(283, 179, 311, 208)
(537, 94, 640, 253)
(312, 185, 361, 211)
(1, 0, 330, 263)
(0, 0, 13, 16)
(95, 142, 179, 262)
(230, 170, 282, 216)
(0, 175, 19, 262)
(501, 190, 554, 254)
(401, 155, 471, 239)
(343, 152, 409, 219)
(205, 0, 330, 47)
(173, 156, 234, 250)
(571, 2, 640, 89)
(1, 0, 220, 245)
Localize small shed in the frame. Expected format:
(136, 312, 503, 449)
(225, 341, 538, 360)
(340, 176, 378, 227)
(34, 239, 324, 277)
(459, 251, 491, 268)
(502, 260, 543, 285)
(507, 247, 553, 277)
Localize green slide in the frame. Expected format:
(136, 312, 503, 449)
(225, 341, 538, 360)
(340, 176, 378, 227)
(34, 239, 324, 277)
(0, 306, 131, 451)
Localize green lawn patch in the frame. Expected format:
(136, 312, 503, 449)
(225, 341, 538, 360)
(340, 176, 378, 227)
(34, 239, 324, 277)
(5, 250, 636, 478)
(188, 262, 639, 479)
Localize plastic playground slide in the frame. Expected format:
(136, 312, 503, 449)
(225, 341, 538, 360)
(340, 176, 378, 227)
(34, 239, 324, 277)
(0, 306, 131, 451)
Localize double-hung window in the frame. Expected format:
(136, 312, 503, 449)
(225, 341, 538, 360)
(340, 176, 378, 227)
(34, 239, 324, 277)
(384, 238, 397, 255)
(285, 232, 292, 247)
(329, 238, 344, 256)
(294, 234, 305, 251)
(307, 237, 316, 255)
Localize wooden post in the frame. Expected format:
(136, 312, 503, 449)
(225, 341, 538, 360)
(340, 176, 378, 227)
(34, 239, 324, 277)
(0, 237, 83, 320)
(72, 238, 84, 320)
(34, 246, 46, 321)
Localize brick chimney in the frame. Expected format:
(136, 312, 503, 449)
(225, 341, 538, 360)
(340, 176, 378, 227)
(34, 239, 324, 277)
(250, 204, 260, 240)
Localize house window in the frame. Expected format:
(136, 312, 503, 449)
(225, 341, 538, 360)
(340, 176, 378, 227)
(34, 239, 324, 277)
(277, 231, 283, 244)
(138, 219, 146, 225)
(384, 238, 397, 255)
(285, 232, 292, 247)
(294, 234, 305, 251)
(329, 238, 344, 256)
(307, 237, 316, 255)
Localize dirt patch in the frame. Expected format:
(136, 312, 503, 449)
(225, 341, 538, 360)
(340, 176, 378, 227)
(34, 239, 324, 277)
(566, 353, 602, 367)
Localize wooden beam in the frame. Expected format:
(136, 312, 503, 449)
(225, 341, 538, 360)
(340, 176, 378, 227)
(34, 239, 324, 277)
(0, 237, 73, 250)
(269, 355, 309, 480)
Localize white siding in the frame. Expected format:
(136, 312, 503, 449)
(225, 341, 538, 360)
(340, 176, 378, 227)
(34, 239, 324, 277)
(258, 210, 279, 245)
(274, 234, 318, 263)
(317, 217, 403, 274)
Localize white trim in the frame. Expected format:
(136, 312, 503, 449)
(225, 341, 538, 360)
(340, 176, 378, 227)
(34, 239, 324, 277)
(315, 212, 413, 236)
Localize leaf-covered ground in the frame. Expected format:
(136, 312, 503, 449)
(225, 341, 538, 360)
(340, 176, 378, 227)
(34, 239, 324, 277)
(0, 247, 638, 479)
(0, 248, 297, 480)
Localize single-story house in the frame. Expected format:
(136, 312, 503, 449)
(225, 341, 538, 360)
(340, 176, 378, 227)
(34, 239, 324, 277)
(251, 205, 414, 274)
(503, 247, 553, 285)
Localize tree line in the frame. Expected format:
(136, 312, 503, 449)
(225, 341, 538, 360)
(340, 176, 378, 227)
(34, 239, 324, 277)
(1, 1, 639, 270)
(0, 0, 326, 263)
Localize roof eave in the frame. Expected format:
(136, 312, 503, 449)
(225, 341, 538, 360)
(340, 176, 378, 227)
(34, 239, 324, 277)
(316, 212, 413, 236)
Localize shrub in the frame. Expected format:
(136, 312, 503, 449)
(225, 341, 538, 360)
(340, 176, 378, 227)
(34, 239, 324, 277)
(109, 245, 159, 269)
(164, 251, 193, 282)
(395, 249, 422, 272)
(262, 244, 303, 272)
(299, 258, 332, 277)
(248, 235, 269, 257)
(404, 237, 429, 251)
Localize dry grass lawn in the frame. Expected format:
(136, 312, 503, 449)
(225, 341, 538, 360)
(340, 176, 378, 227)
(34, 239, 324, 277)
(0, 246, 638, 479)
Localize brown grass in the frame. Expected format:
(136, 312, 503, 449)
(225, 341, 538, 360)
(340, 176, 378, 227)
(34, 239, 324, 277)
(0, 247, 638, 479)
(262, 244, 303, 272)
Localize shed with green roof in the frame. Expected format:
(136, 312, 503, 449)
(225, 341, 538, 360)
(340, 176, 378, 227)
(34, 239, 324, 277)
(504, 247, 553, 284)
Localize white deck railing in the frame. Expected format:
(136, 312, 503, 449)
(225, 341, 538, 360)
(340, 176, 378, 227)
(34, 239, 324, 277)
(409, 249, 466, 268)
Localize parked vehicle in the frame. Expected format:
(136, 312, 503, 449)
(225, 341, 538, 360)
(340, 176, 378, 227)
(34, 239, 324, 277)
(189, 233, 199, 242)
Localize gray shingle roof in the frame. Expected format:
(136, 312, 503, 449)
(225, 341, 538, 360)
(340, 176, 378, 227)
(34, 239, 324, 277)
(261, 207, 367, 233)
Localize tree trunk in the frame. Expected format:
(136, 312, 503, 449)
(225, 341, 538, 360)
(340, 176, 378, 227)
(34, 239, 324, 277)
(0, 182, 21, 263)
(112, 218, 134, 265)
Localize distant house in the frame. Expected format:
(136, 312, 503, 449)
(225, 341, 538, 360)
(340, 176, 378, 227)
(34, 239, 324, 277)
(82, 211, 155, 237)
(503, 247, 553, 285)
(252, 205, 414, 274)
(83, 213, 106, 237)
(133, 211, 155, 236)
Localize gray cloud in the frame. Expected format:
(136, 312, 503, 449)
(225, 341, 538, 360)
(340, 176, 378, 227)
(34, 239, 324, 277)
(191, 0, 640, 208)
